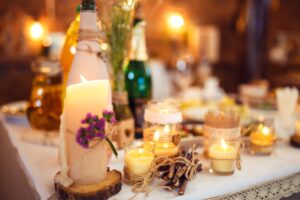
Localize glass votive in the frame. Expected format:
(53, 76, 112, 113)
(143, 99, 182, 157)
(144, 125, 180, 157)
(124, 140, 154, 184)
(209, 139, 239, 175)
(250, 124, 276, 155)
(204, 109, 240, 157)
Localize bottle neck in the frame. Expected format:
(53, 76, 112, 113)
(79, 10, 98, 31)
(129, 20, 148, 61)
(77, 10, 100, 51)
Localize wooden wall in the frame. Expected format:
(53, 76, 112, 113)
(0, 0, 300, 104)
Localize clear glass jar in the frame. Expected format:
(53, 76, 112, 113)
(209, 138, 240, 175)
(143, 99, 182, 157)
(124, 140, 154, 184)
(204, 109, 240, 157)
(250, 124, 276, 155)
(26, 58, 63, 131)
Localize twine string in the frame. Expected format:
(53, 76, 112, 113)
(124, 152, 200, 198)
(76, 28, 104, 60)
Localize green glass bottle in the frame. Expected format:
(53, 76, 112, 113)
(125, 7, 152, 138)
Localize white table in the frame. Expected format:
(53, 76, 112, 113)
(2, 115, 300, 200)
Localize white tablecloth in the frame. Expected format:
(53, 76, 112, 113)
(2, 116, 300, 200)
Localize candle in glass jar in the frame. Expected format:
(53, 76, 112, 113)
(209, 139, 237, 174)
(250, 126, 274, 146)
(152, 130, 179, 157)
(154, 141, 179, 157)
(125, 148, 154, 176)
(250, 125, 275, 155)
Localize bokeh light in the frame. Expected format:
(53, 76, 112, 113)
(29, 22, 44, 41)
(167, 13, 185, 30)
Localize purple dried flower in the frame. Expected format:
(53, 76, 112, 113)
(76, 128, 89, 148)
(103, 110, 114, 116)
(95, 118, 105, 131)
(76, 111, 117, 155)
(102, 110, 117, 124)
(86, 133, 94, 141)
(110, 116, 117, 124)
(95, 131, 105, 139)
(81, 112, 93, 124)
(93, 115, 99, 121)
(86, 124, 95, 133)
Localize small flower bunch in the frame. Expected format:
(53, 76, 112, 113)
(76, 110, 118, 157)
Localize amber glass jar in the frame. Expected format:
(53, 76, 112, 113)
(27, 59, 63, 131)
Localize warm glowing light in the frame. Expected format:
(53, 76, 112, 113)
(138, 148, 144, 154)
(29, 22, 44, 40)
(100, 43, 109, 51)
(167, 13, 185, 29)
(262, 127, 270, 136)
(70, 45, 77, 55)
(123, 0, 135, 10)
(42, 36, 52, 47)
(37, 88, 43, 96)
(221, 138, 228, 150)
(163, 143, 169, 148)
(163, 125, 170, 134)
(80, 74, 88, 82)
(154, 131, 160, 141)
(160, 109, 169, 114)
(127, 0, 134, 7)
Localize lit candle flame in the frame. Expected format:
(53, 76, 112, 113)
(163, 125, 170, 134)
(262, 127, 270, 136)
(221, 138, 228, 150)
(154, 131, 160, 141)
(138, 148, 144, 154)
(80, 74, 88, 82)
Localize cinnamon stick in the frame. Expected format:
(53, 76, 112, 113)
(178, 178, 189, 195)
(168, 164, 176, 179)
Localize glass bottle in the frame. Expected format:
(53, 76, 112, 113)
(125, 4, 152, 138)
(27, 59, 63, 131)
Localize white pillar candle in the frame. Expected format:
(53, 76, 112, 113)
(64, 78, 111, 184)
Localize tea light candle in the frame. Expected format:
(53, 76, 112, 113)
(125, 146, 154, 176)
(209, 139, 237, 175)
(250, 125, 275, 155)
(154, 141, 179, 157)
(152, 129, 179, 157)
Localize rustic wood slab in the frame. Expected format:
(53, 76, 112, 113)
(54, 170, 122, 200)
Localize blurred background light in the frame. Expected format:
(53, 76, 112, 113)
(29, 22, 44, 41)
(167, 13, 185, 30)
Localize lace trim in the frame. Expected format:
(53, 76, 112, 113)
(203, 125, 241, 140)
(208, 172, 300, 200)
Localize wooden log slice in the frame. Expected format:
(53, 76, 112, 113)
(291, 134, 300, 148)
(54, 170, 122, 200)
